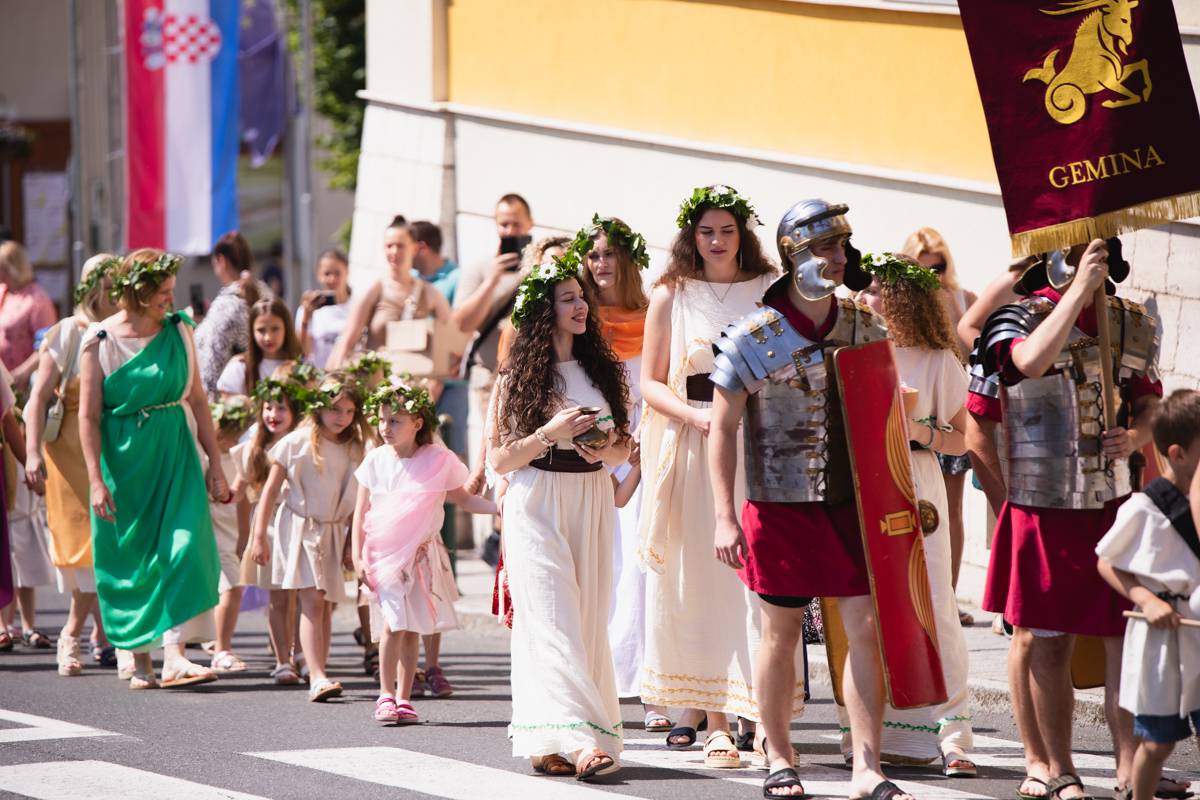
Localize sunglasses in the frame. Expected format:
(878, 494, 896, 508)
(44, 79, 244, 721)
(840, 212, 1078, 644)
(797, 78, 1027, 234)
(928, 262, 947, 273)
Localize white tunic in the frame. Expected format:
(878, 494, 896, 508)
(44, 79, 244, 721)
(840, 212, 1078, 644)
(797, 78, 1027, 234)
(1096, 492, 1200, 717)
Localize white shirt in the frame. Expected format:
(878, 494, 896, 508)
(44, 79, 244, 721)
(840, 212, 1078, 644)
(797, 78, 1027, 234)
(296, 301, 351, 370)
(1095, 492, 1200, 716)
(217, 356, 286, 397)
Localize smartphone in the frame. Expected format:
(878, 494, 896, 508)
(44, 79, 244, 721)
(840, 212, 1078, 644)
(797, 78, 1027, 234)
(499, 234, 532, 270)
(313, 290, 338, 309)
(189, 283, 207, 317)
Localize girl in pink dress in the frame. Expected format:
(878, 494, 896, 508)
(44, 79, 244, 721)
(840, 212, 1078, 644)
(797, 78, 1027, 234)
(351, 378, 495, 725)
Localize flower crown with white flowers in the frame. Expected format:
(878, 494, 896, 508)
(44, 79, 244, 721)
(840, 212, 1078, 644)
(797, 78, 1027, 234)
(211, 395, 255, 433)
(108, 252, 182, 301)
(569, 214, 651, 271)
(860, 252, 942, 293)
(510, 250, 583, 329)
(365, 375, 439, 431)
(675, 185, 761, 230)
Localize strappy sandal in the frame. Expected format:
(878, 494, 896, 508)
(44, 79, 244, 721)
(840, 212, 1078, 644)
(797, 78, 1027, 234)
(23, 630, 51, 649)
(704, 730, 743, 769)
(942, 751, 977, 778)
(736, 717, 756, 751)
(1019, 777, 1050, 800)
(394, 701, 419, 725)
(374, 696, 400, 723)
(308, 678, 344, 702)
(764, 767, 808, 798)
(128, 671, 160, 690)
(1156, 779, 1196, 800)
(644, 711, 673, 733)
(57, 635, 83, 677)
(271, 663, 302, 686)
(1046, 774, 1097, 800)
(161, 662, 219, 688)
(575, 749, 619, 782)
(92, 643, 118, 667)
(752, 737, 799, 769)
(211, 651, 248, 673)
(0, 630, 12, 652)
(532, 754, 576, 776)
(852, 780, 916, 800)
(666, 715, 707, 749)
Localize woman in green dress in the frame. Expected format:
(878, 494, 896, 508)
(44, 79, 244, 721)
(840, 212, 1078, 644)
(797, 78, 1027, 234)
(79, 248, 231, 690)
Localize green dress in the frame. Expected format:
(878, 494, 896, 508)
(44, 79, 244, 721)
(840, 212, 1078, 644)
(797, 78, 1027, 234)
(89, 312, 220, 650)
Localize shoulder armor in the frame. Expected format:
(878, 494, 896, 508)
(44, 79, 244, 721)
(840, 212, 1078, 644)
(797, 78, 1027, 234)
(711, 306, 813, 394)
(978, 299, 1051, 377)
(830, 297, 888, 345)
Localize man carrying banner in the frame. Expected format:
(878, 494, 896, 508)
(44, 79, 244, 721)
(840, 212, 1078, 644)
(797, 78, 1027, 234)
(966, 239, 1162, 800)
(709, 199, 922, 800)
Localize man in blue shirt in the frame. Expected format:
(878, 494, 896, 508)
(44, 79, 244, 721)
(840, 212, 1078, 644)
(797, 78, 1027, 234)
(412, 221, 459, 305)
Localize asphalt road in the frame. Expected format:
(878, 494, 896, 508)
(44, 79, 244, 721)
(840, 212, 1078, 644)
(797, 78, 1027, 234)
(0, 598, 1196, 800)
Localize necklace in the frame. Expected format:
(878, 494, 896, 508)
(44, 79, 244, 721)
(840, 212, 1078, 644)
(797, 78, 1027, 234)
(704, 265, 740, 304)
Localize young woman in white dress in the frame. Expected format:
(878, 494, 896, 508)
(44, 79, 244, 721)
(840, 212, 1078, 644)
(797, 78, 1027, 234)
(639, 186, 789, 767)
(489, 251, 632, 781)
(855, 254, 975, 776)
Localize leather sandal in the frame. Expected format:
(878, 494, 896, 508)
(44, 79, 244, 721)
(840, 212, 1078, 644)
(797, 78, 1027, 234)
(532, 754, 575, 776)
(575, 749, 618, 782)
(764, 767, 807, 798)
(704, 730, 742, 769)
(1047, 774, 1097, 800)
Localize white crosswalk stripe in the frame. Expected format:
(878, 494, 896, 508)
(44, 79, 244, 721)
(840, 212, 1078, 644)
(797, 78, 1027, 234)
(246, 746, 617, 798)
(0, 710, 119, 745)
(0, 761, 269, 800)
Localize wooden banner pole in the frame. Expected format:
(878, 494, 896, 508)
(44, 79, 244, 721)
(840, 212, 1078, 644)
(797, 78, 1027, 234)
(1094, 285, 1117, 429)
(1123, 610, 1200, 629)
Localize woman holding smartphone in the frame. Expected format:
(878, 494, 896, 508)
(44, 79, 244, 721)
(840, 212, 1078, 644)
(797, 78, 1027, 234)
(297, 249, 352, 369)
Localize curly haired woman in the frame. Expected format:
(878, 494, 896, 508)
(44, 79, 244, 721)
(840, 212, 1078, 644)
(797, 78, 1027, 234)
(855, 254, 975, 776)
(488, 251, 631, 781)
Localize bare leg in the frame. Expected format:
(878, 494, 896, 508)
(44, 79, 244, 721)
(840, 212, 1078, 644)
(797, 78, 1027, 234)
(395, 631, 420, 703)
(1028, 632, 1082, 798)
(943, 471, 967, 589)
(840, 594, 911, 799)
(756, 602, 805, 790)
(1104, 636, 1136, 788)
(213, 586, 245, 655)
(15, 587, 36, 633)
(1131, 741, 1175, 800)
(297, 588, 330, 682)
(377, 628, 401, 697)
(267, 589, 293, 668)
(322, 600, 333, 663)
(63, 591, 97, 639)
(421, 632, 441, 669)
(1010, 628, 1052, 792)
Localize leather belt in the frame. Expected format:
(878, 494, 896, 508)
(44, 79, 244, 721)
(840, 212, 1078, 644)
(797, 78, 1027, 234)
(686, 373, 714, 402)
(530, 447, 603, 474)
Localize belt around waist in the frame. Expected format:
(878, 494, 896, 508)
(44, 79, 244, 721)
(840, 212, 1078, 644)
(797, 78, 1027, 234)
(687, 373, 714, 402)
(530, 447, 604, 473)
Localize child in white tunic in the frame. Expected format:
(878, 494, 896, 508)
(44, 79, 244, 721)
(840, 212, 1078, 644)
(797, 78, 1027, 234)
(352, 379, 495, 725)
(1096, 389, 1200, 800)
(207, 396, 254, 673)
(232, 372, 306, 683)
(251, 372, 367, 702)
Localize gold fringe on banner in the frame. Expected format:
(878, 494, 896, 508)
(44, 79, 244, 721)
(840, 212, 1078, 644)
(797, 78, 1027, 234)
(1010, 191, 1200, 257)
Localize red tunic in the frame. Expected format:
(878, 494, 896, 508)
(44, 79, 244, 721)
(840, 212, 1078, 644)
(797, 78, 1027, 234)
(738, 294, 870, 599)
(971, 288, 1161, 636)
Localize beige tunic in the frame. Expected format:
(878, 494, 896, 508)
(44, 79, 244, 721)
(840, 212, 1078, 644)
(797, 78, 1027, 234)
(268, 426, 359, 601)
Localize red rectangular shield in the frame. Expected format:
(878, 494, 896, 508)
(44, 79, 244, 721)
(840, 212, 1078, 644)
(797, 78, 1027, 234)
(832, 341, 947, 709)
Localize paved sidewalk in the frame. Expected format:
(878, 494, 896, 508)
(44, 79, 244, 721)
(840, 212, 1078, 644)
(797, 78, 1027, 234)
(450, 556, 1110, 727)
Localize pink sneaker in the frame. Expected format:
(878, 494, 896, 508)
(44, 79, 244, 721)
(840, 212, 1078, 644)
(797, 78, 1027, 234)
(425, 666, 454, 698)
(374, 696, 400, 723)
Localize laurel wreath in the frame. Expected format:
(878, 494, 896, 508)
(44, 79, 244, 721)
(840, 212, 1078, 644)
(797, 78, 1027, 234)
(253, 376, 317, 409)
(107, 252, 182, 302)
(73, 256, 121, 306)
(210, 395, 255, 432)
(675, 185, 761, 230)
(860, 252, 942, 292)
(511, 250, 583, 329)
(569, 214, 650, 271)
(365, 375, 439, 431)
(342, 351, 392, 394)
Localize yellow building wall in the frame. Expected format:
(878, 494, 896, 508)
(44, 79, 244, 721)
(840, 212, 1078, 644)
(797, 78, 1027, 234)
(446, 0, 996, 183)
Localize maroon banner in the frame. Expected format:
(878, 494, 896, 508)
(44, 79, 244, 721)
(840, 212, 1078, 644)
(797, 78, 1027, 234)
(959, 0, 1200, 256)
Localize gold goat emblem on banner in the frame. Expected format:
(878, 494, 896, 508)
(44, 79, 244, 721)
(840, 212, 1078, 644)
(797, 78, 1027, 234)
(1023, 0, 1152, 125)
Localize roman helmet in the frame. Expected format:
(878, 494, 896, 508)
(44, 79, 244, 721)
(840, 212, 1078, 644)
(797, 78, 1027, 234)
(775, 199, 871, 301)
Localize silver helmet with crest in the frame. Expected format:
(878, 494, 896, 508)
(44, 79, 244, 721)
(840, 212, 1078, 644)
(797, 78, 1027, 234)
(775, 199, 870, 301)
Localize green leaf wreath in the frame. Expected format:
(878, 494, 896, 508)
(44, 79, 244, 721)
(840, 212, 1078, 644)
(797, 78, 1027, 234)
(510, 250, 583, 329)
(107, 252, 182, 301)
(675, 185, 761, 229)
(365, 375, 439, 431)
(860, 252, 942, 292)
(569, 214, 650, 271)
(72, 256, 120, 306)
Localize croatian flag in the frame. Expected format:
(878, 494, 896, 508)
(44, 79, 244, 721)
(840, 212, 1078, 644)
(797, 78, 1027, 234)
(125, 0, 239, 255)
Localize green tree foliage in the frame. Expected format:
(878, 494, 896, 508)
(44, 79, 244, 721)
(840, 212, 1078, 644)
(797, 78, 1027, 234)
(284, 0, 365, 192)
